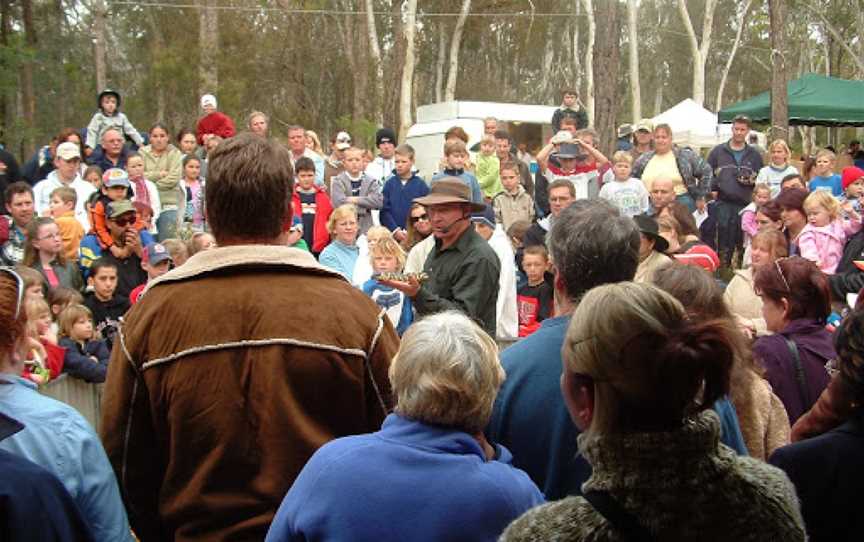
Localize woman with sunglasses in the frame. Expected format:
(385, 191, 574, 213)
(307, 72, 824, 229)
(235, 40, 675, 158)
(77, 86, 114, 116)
(753, 256, 834, 424)
(403, 203, 435, 273)
(0, 268, 133, 540)
(502, 282, 805, 541)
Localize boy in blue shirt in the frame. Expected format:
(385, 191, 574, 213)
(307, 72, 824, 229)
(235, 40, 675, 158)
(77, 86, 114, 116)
(809, 149, 843, 197)
(380, 144, 429, 244)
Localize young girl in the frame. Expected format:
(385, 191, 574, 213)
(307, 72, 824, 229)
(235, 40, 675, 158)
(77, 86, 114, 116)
(361, 237, 413, 335)
(799, 190, 862, 274)
(22, 297, 64, 384)
(181, 155, 206, 231)
(83, 165, 103, 190)
(126, 152, 161, 233)
(756, 140, 799, 198)
(23, 217, 84, 292)
(740, 184, 772, 267)
(57, 304, 110, 383)
(47, 285, 84, 333)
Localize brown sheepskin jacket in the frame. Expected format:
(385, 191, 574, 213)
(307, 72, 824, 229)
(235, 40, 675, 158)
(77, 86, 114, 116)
(100, 245, 399, 541)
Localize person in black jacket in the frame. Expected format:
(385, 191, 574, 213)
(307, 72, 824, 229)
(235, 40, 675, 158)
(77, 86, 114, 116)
(829, 228, 864, 302)
(0, 412, 94, 542)
(769, 307, 864, 542)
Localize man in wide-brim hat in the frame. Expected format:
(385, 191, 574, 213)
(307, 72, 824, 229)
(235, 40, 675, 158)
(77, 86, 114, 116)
(633, 214, 672, 283)
(380, 177, 501, 337)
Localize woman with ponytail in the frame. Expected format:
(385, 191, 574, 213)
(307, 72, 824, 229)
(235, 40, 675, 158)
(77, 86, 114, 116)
(503, 282, 805, 541)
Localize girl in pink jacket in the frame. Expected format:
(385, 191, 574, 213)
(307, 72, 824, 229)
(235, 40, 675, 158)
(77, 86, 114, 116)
(799, 190, 861, 274)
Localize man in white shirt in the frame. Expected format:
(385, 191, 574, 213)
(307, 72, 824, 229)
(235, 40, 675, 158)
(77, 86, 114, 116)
(33, 142, 96, 229)
(471, 203, 518, 346)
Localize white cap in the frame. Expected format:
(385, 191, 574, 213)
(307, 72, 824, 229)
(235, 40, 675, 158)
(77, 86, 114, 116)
(56, 141, 81, 160)
(334, 131, 352, 150)
(201, 94, 217, 109)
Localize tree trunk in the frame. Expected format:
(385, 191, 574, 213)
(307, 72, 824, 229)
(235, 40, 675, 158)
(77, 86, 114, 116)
(805, 3, 864, 76)
(592, 0, 621, 159)
(398, 0, 418, 142)
(434, 21, 446, 103)
(444, 0, 471, 102)
(199, 0, 219, 96)
(768, 0, 788, 141)
(571, 0, 581, 95)
(539, 23, 555, 103)
(677, 0, 717, 106)
(627, 0, 641, 123)
(580, 0, 595, 126)
(20, 0, 36, 158)
(364, 0, 384, 125)
(93, 0, 108, 92)
(715, 0, 752, 111)
(147, 5, 167, 121)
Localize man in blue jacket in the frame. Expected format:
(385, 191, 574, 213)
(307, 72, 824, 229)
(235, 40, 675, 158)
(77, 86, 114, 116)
(486, 199, 749, 500)
(707, 115, 763, 268)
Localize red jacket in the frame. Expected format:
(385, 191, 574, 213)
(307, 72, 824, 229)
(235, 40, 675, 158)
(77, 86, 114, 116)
(292, 187, 333, 253)
(196, 112, 236, 145)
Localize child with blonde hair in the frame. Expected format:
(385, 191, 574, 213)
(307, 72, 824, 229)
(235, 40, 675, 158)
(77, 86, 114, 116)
(799, 190, 862, 273)
(740, 183, 772, 267)
(808, 149, 842, 196)
(57, 303, 110, 383)
(361, 237, 413, 335)
(476, 134, 502, 200)
(22, 297, 64, 384)
(756, 140, 798, 197)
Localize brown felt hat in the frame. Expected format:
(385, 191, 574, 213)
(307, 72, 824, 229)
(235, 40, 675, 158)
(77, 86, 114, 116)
(414, 178, 486, 212)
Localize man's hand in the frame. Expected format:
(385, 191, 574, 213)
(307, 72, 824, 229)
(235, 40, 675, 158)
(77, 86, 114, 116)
(109, 244, 126, 258)
(394, 229, 407, 243)
(378, 276, 421, 298)
(125, 230, 142, 257)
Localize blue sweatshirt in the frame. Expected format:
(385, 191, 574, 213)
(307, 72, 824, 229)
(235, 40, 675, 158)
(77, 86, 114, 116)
(380, 173, 429, 231)
(361, 279, 414, 335)
(266, 414, 544, 542)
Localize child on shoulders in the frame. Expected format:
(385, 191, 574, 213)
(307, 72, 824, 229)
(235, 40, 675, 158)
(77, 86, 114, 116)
(799, 190, 862, 274)
(598, 151, 649, 218)
(85, 89, 144, 156)
(476, 134, 503, 200)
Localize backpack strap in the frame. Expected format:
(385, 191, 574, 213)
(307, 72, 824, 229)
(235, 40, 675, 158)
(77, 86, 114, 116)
(783, 337, 812, 409)
(583, 490, 656, 542)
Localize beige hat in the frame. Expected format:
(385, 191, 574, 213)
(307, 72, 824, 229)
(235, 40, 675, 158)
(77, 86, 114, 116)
(414, 178, 486, 212)
(635, 119, 654, 133)
(56, 142, 81, 161)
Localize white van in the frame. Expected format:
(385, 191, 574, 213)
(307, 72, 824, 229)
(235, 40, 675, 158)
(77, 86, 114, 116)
(406, 101, 557, 180)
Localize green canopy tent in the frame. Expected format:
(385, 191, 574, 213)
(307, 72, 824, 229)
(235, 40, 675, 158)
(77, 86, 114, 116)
(718, 73, 864, 127)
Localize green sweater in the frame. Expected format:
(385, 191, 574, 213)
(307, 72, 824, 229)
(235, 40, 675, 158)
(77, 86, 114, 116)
(140, 144, 183, 206)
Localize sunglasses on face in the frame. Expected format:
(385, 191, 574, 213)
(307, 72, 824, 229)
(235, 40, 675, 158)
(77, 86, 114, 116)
(410, 214, 429, 223)
(0, 267, 24, 321)
(111, 214, 137, 228)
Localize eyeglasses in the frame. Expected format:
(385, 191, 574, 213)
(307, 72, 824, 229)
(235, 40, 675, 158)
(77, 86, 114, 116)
(774, 258, 791, 292)
(410, 214, 429, 223)
(110, 214, 137, 228)
(0, 267, 25, 321)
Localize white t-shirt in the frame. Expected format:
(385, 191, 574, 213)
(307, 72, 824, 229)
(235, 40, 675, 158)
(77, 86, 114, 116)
(598, 177, 650, 218)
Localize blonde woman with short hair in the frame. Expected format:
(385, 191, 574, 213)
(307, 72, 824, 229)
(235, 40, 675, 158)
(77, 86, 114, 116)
(267, 311, 544, 541)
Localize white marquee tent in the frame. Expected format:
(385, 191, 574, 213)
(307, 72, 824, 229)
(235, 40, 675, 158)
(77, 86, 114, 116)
(651, 99, 733, 148)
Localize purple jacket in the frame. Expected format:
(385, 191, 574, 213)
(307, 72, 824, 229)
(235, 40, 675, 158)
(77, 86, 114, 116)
(753, 319, 833, 425)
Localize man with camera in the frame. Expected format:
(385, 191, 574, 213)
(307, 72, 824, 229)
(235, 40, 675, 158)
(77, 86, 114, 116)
(707, 115, 763, 268)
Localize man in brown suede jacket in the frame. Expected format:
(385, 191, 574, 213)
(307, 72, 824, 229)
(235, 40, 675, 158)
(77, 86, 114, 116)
(100, 133, 399, 541)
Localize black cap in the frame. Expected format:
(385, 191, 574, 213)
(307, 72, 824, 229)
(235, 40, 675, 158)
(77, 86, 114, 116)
(376, 128, 396, 147)
(633, 214, 669, 253)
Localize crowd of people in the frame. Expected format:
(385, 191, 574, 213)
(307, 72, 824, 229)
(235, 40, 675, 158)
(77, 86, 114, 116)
(0, 87, 863, 540)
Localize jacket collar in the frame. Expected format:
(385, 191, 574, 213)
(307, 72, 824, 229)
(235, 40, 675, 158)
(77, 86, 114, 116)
(378, 414, 489, 460)
(146, 244, 344, 293)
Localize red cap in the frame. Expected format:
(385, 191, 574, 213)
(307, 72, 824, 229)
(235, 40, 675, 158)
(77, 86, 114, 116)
(842, 166, 864, 191)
